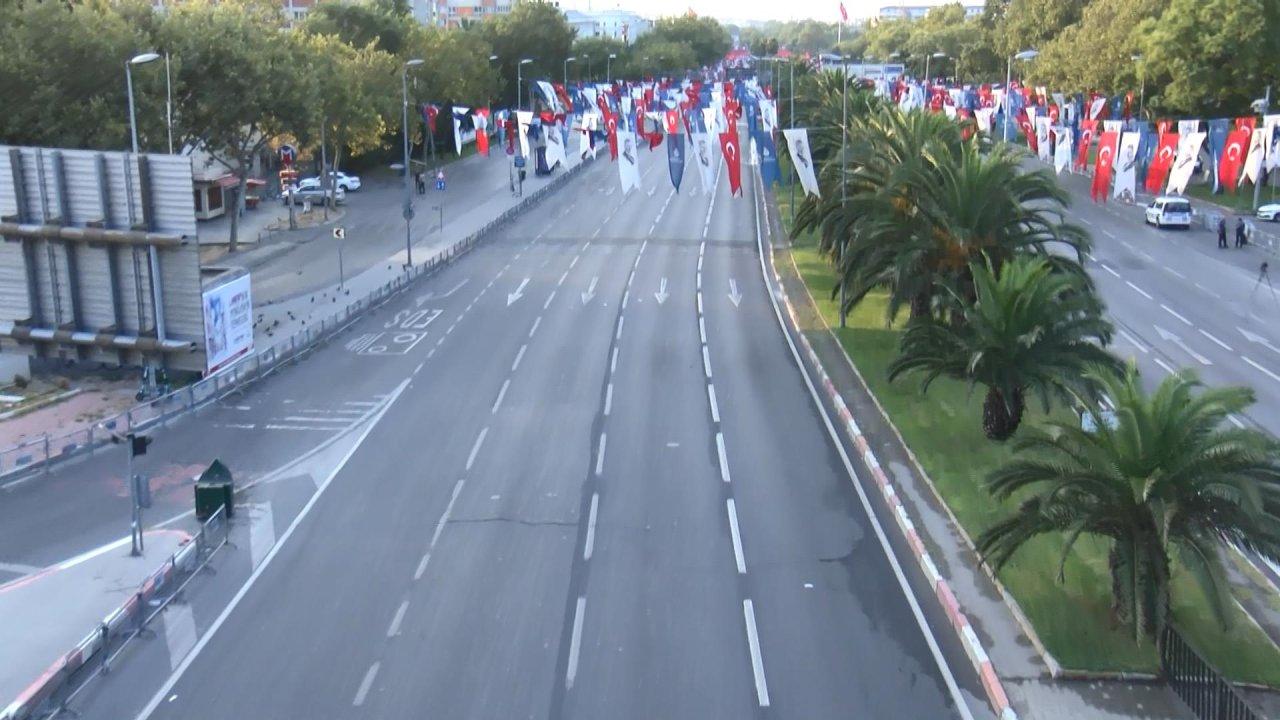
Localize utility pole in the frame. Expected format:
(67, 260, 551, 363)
(320, 121, 329, 221)
(840, 60, 848, 329)
(1255, 85, 1272, 212)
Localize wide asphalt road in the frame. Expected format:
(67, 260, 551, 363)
(110, 151, 986, 719)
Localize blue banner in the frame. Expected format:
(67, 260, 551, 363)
(667, 133, 686, 193)
(756, 130, 781, 188)
(1207, 118, 1230, 193)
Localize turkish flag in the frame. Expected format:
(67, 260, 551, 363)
(1220, 128, 1250, 192)
(1236, 116, 1257, 133)
(474, 108, 490, 157)
(605, 113, 619, 160)
(1017, 110, 1037, 154)
(1075, 120, 1097, 171)
(1091, 131, 1119, 202)
(1157, 119, 1172, 136)
(720, 131, 742, 196)
(1145, 133, 1179, 194)
(664, 109, 680, 135)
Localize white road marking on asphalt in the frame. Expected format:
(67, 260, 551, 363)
(1244, 356, 1280, 383)
(727, 279, 743, 307)
(353, 662, 380, 706)
(622, 289, 630, 308)
(1154, 325, 1211, 365)
(1239, 327, 1280, 355)
(1101, 263, 1121, 278)
(565, 597, 587, 690)
(604, 383, 613, 416)
(492, 379, 511, 414)
(529, 317, 541, 338)
(445, 323, 456, 335)
(248, 502, 276, 569)
(1153, 357, 1177, 374)
(1125, 281, 1153, 300)
(595, 433, 607, 476)
(263, 424, 332, 431)
(507, 278, 530, 306)
(727, 499, 747, 574)
(697, 255, 704, 272)
(1160, 304, 1192, 326)
(696, 273, 702, 291)
(697, 292, 703, 314)
(162, 603, 197, 671)
(512, 344, 527, 371)
(466, 428, 489, 471)
(0, 561, 42, 575)
(426, 348, 436, 359)
(1079, 217, 1093, 226)
(708, 384, 721, 423)
(558, 271, 569, 286)
(387, 600, 409, 637)
(1196, 282, 1223, 299)
(544, 290, 556, 310)
(610, 347, 618, 374)
(570, 254, 580, 269)
(703, 346, 713, 378)
(699, 317, 707, 344)
(429, 479, 465, 552)
(414, 362, 425, 375)
(281, 417, 351, 424)
(414, 551, 431, 580)
(743, 600, 771, 707)
(615, 316, 624, 340)
(215, 422, 256, 430)
(583, 493, 599, 561)
(1164, 266, 1187, 280)
(1198, 329, 1234, 352)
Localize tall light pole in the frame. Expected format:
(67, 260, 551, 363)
(164, 53, 174, 154)
(402, 58, 424, 268)
(1131, 54, 1145, 120)
(564, 56, 576, 86)
(125, 52, 160, 154)
(582, 54, 591, 82)
(1004, 49, 1038, 141)
(517, 57, 533, 110)
(607, 53, 617, 83)
(924, 51, 945, 84)
(840, 58, 850, 328)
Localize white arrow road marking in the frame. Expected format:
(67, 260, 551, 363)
(1239, 327, 1280, 356)
(507, 278, 529, 306)
(1154, 325, 1211, 365)
(581, 277, 598, 305)
(727, 279, 743, 307)
(654, 277, 669, 304)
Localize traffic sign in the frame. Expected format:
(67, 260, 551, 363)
(279, 144, 297, 167)
(333, 226, 346, 240)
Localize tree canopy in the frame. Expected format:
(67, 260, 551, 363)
(637, 15, 730, 69)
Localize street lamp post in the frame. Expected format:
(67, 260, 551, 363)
(1004, 49, 1038, 141)
(924, 52, 945, 85)
(564, 56, 576, 86)
(125, 52, 160, 154)
(583, 54, 591, 82)
(517, 57, 533, 110)
(840, 57, 849, 328)
(607, 53, 616, 83)
(164, 53, 174, 154)
(402, 58, 424, 268)
(1131, 54, 1145, 120)
(125, 51, 167, 391)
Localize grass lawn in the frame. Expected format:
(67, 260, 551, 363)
(1183, 182, 1279, 215)
(777, 196, 1280, 686)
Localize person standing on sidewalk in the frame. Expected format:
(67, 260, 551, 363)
(1219, 217, 1229, 248)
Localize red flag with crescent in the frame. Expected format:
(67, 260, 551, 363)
(1016, 110, 1037, 153)
(664, 109, 680, 135)
(1236, 117, 1257, 133)
(719, 131, 742, 196)
(1156, 119, 1172, 136)
(474, 108, 490, 157)
(1220, 128, 1250, 192)
(1075, 120, 1097, 171)
(1091, 131, 1118, 202)
(605, 112, 619, 160)
(1145, 133, 1179, 194)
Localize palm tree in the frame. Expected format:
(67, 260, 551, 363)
(978, 366, 1280, 643)
(888, 255, 1119, 440)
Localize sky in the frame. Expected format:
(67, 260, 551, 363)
(557, 0, 958, 23)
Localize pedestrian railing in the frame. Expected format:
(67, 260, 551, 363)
(1161, 624, 1262, 720)
(0, 158, 589, 483)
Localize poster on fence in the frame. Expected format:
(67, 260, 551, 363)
(202, 273, 254, 376)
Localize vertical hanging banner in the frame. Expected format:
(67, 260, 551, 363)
(1265, 115, 1280, 172)
(618, 134, 640, 193)
(756, 130, 780, 188)
(1207, 119, 1231, 192)
(667, 133, 686, 193)
(1035, 116, 1052, 162)
(783, 128, 820, 197)
(1091, 131, 1119, 202)
(1219, 127, 1250, 192)
(516, 110, 533, 158)
(1167, 132, 1206, 195)
(452, 106, 471, 156)
(719, 131, 742, 197)
(1053, 128, 1072, 175)
(1076, 120, 1097, 171)
(474, 108, 490, 157)
(545, 117, 568, 170)
(693, 133, 717, 194)
(605, 112, 619, 160)
(1146, 133, 1179, 194)
(1113, 132, 1140, 201)
(1178, 120, 1202, 137)
(1242, 128, 1267, 186)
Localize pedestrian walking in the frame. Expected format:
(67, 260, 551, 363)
(1218, 217, 1228, 248)
(1236, 217, 1248, 248)
(435, 168, 446, 191)
(414, 171, 426, 195)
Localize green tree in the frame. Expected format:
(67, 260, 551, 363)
(302, 0, 414, 55)
(998, 0, 1086, 59)
(639, 15, 731, 68)
(296, 32, 398, 177)
(571, 36, 628, 82)
(863, 18, 912, 62)
(1033, 0, 1163, 101)
(978, 366, 1280, 641)
(622, 40, 697, 77)
(162, 0, 319, 249)
(889, 256, 1117, 440)
(1137, 0, 1279, 117)
(478, 2, 574, 108)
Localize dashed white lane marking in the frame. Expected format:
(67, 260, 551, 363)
(1153, 357, 1177, 374)
(544, 290, 557, 309)
(743, 600, 771, 707)
(615, 316, 624, 340)
(1160, 304, 1192, 326)
(697, 292, 703, 314)
(1101, 263, 1121, 278)
(414, 361, 425, 375)
(610, 347, 619, 374)
(1195, 282, 1223, 299)
(281, 416, 350, 424)
(703, 346, 713, 378)
(727, 499, 747, 574)
(414, 550, 431, 580)
(583, 493, 600, 561)
(570, 255, 580, 269)
(1079, 217, 1093, 226)
(512, 344, 527, 371)
(715, 433, 731, 483)
(529, 317, 541, 338)
(426, 479, 465, 564)
(353, 662, 380, 706)
(1164, 266, 1187, 280)
(386, 600, 409, 637)
(466, 428, 489, 472)
(1244, 356, 1280, 383)
(1198, 329, 1234, 352)
(1125, 281, 1153, 300)
(559, 271, 569, 285)
(699, 317, 707, 344)
(565, 596, 587, 690)
(604, 383, 613, 416)
(707, 384, 721, 423)
(492, 379, 511, 414)
(162, 603, 198, 671)
(595, 432, 607, 476)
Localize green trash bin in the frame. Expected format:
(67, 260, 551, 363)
(194, 459, 234, 521)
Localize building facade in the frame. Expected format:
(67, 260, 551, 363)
(877, 4, 982, 20)
(415, 0, 514, 28)
(563, 8, 651, 43)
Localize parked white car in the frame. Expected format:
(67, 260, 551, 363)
(298, 171, 361, 192)
(1258, 203, 1280, 222)
(1144, 196, 1193, 229)
(282, 184, 345, 205)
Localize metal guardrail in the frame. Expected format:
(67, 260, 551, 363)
(0, 159, 589, 482)
(1162, 625, 1262, 720)
(2, 505, 229, 720)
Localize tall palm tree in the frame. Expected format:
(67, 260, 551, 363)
(978, 366, 1280, 643)
(888, 255, 1118, 440)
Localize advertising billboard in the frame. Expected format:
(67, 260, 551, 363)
(202, 273, 253, 375)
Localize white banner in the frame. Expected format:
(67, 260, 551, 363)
(1266, 114, 1280, 171)
(1088, 96, 1107, 119)
(1054, 128, 1072, 175)
(692, 132, 717, 194)
(203, 273, 253, 375)
(1178, 119, 1201, 136)
(577, 113, 597, 161)
(545, 120, 567, 170)
(1035, 116, 1052, 162)
(1167, 132, 1206, 195)
(1113, 132, 1140, 201)
(975, 107, 995, 134)
(618, 134, 641, 193)
(452, 106, 470, 157)
(516, 111, 532, 158)
(1102, 119, 1123, 135)
(1243, 128, 1267, 185)
(783, 128, 820, 198)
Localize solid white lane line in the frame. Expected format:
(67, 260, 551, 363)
(1161, 304, 1192, 326)
(512, 344, 527, 371)
(604, 383, 613, 416)
(565, 597, 587, 690)
(544, 290, 556, 309)
(353, 662, 380, 706)
(708, 384, 721, 423)
(583, 493, 599, 561)
(743, 600, 771, 707)
(1118, 328, 1150, 354)
(1244, 356, 1280, 383)
(466, 428, 488, 471)
(492, 379, 511, 414)
(703, 346, 713, 378)
(1198, 329, 1234, 352)
(716, 433, 731, 483)
(1153, 357, 1177, 374)
(1126, 281, 1154, 300)
(595, 433, 607, 476)
(610, 347, 618, 374)
(1101, 263, 1121, 278)
(387, 600, 409, 637)
(529, 317, 541, 338)
(727, 499, 747, 574)
(616, 316, 624, 340)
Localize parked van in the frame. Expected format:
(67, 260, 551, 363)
(1144, 196, 1193, 229)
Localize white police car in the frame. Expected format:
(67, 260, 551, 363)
(1144, 196, 1193, 229)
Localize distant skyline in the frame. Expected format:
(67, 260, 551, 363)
(558, 0, 964, 23)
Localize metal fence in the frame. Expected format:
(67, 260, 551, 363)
(3, 505, 228, 720)
(0, 159, 588, 482)
(1162, 625, 1261, 720)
